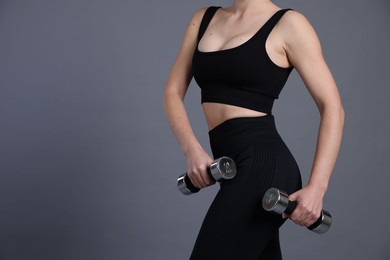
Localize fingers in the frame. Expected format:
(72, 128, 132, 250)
(184, 146, 215, 189)
(287, 187, 323, 227)
(187, 164, 215, 189)
(289, 202, 321, 227)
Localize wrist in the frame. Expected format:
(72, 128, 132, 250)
(307, 180, 328, 195)
(183, 140, 202, 157)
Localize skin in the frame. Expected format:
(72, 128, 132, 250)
(163, 0, 344, 228)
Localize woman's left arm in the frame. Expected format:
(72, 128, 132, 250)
(280, 11, 345, 227)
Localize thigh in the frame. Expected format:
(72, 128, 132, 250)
(258, 231, 283, 260)
(190, 142, 295, 260)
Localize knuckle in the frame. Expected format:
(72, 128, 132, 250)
(187, 170, 196, 177)
(195, 167, 201, 173)
(290, 214, 298, 221)
(301, 204, 309, 212)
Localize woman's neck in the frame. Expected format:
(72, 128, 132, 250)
(229, 0, 276, 16)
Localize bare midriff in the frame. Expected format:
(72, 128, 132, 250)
(202, 103, 268, 130)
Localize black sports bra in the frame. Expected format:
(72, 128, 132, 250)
(192, 7, 293, 114)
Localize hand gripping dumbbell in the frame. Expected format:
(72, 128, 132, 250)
(262, 188, 332, 234)
(177, 156, 237, 195)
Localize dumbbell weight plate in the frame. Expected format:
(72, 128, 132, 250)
(308, 210, 332, 234)
(209, 156, 237, 181)
(262, 188, 290, 214)
(177, 174, 199, 195)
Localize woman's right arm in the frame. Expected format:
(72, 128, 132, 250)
(163, 8, 214, 189)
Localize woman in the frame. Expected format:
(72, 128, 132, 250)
(163, 0, 344, 259)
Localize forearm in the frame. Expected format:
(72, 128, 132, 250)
(163, 89, 202, 155)
(163, 89, 215, 187)
(307, 104, 345, 193)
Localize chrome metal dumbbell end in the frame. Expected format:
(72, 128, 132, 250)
(262, 188, 290, 214)
(308, 209, 332, 234)
(177, 174, 195, 195)
(209, 156, 237, 181)
(177, 156, 237, 195)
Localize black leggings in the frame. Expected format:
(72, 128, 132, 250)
(190, 115, 302, 260)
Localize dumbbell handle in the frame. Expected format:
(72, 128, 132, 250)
(283, 200, 298, 215)
(262, 188, 332, 234)
(181, 169, 212, 194)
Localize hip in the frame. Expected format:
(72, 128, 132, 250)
(208, 114, 284, 158)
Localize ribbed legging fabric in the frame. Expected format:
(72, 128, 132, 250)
(190, 115, 302, 260)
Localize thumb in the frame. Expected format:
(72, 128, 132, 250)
(288, 190, 299, 202)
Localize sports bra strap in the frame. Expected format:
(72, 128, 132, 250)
(197, 6, 221, 42)
(260, 9, 292, 38)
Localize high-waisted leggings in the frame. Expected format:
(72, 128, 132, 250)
(190, 115, 302, 260)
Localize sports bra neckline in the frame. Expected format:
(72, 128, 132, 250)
(196, 8, 286, 55)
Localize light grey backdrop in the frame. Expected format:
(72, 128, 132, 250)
(0, 0, 389, 259)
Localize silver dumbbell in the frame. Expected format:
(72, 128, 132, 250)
(262, 188, 332, 234)
(177, 156, 237, 195)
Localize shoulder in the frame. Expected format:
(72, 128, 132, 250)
(278, 10, 321, 51)
(279, 9, 315, 35)
(176, 7, 209, 46)
(180, 7, 210, 39)
(174, 7, 212, 56)
(277, 10, 325, 68)
(188, 7, 209, 27)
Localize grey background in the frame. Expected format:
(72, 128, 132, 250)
(0, 0, 389, 259)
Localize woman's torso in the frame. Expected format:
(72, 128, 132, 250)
(192, 6, 293, 130)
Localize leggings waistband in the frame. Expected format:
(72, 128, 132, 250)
(208, 115, 282, 157)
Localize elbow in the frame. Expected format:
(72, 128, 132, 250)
(339, 104, 345, 128)
(333, 101, 345, 129)
(334, 104, 345, 139)
(319, 101, 345, 128)
(331, 104, 345, 131)
(163, 88, 172, 114)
